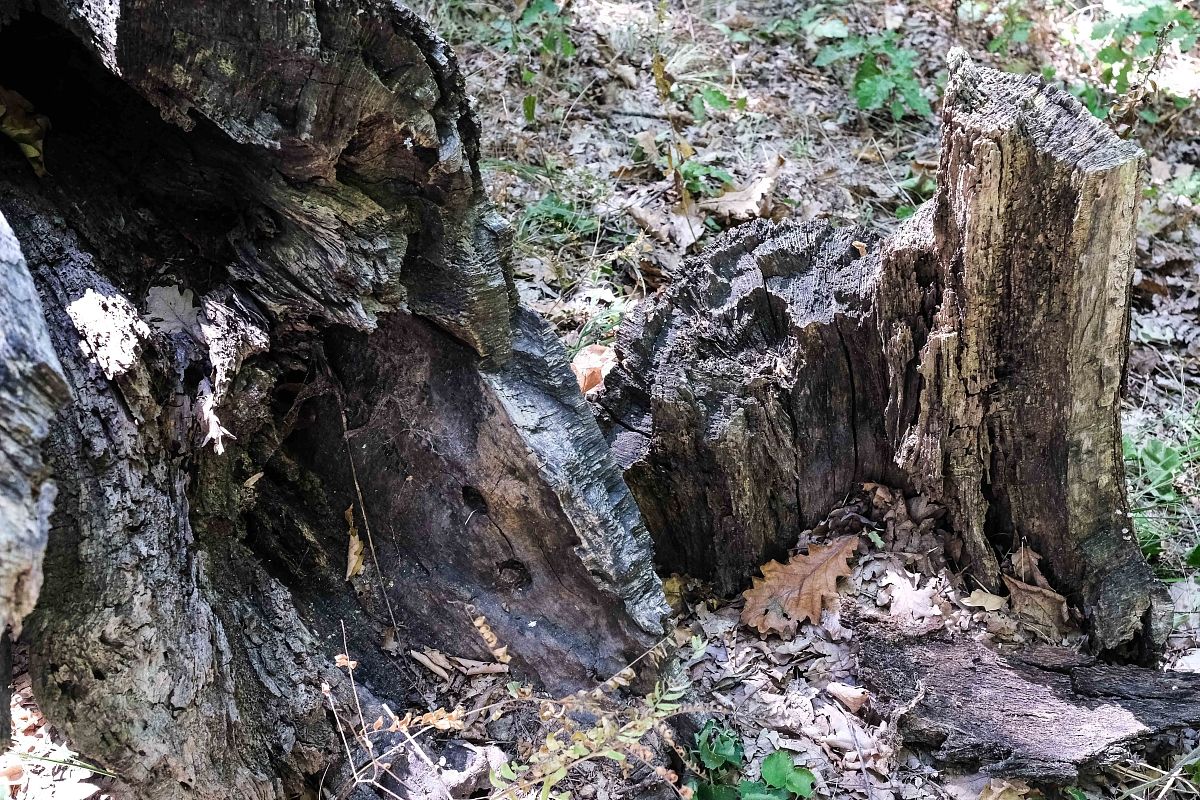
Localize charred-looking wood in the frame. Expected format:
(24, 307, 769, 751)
(597, 52, 1170, 654)
(0, 3, 666, 797)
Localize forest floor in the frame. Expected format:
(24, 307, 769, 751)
(5, 0, 1200, 799)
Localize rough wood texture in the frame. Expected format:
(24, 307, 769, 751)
(0, 211, 69, 745)
(0, 4, 666, 797)
(858, 629, 1200, 780)
(906, 52, 1167, 652)
(597, 53, 1169, 652)
(596, 220, 888, 594)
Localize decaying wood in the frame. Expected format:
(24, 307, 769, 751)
(0, 212, 69, 745)
(597, 51, 1169, 653)
(857, 629, 1200, 781)
(0, 4, 665, 797)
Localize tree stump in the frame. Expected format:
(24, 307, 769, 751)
(597, 52, 1170, 653)
(0, 3, 665, 797)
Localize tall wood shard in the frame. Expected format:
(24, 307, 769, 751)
(598, 51, 1169, 653)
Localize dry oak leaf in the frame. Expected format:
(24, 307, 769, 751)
(978, 778, 1034, 800)
(697, 154, 784, 221)
(741, 535, 859, 637)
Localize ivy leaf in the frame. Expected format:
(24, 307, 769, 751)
(786, 767, 816, 797)
(697, 721, 743, 770)
(759, 751, 793, 789)
(697, 784, 738, 800)
(736, 781, 788, 800)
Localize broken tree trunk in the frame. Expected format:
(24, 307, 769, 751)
(857, 627, 1200, 781)
(0, 214, 69, 746)
(597, 52, 1170, 653)
(0, 2, 665, 797)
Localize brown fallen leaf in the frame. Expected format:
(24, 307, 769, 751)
(570, 343, 616, 394)
(697, 154, 784, 221)
(741, 535, 859, 637)
(961, 588, 1008, 612)
(662, 573, 687, 614)
(1011, 545, 1051, 588)
(1002, 574, 1070, 634)
(410, 648, 452, 681)
(979, 777, 1034, 800)
(825, 681, 869, 713)
(450, 656, 510, 676)
(879, 571, 942, 623)
(344, 504, 364, 581)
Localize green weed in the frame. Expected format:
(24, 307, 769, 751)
(689, 722, 817, 800)
(1123, 407, 1200, 572)
(815, 32, 932, 119)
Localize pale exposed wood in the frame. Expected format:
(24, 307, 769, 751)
(858, 628, 1200, 780)
(0, 211, 68, 745)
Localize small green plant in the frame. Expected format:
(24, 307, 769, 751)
(815, 32, 932, 119)
(895, 169, 937, 219)
(676, 160, 735, 197)
(492, 0, 576, 59)
(1123, 420, 1200, 568)
(689, 86, 735, 122)
(490, 676, 690, 799)
(689, 723, 817, 800)
(739, 5, 849, 45)
(490, 0, 577, 125)
(986, 0, 1034, 55)
(1062, 0, 1199, 122)
(1090, 0, 1198, 96)
(522, 193, 599, 238)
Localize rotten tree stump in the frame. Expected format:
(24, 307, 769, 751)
(0, 3, 665, 797)
(597, 51, 1170, 653)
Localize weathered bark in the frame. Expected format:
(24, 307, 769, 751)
(597, 52, 1170, 653)
(857, 628, 1200, 781)
(0, 212, 69, 745)
(0, 3, 665, 798)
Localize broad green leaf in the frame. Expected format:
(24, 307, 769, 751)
(759, 751, 793, 789)
(702, 87, 732, 110)
(853, 73, 894, 110)
(786, 767, 817, 797)
(736, 780, 789, 800)
(697, 783, 739, 800)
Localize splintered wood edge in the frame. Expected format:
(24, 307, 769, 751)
(944, 47, 1143, 174)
